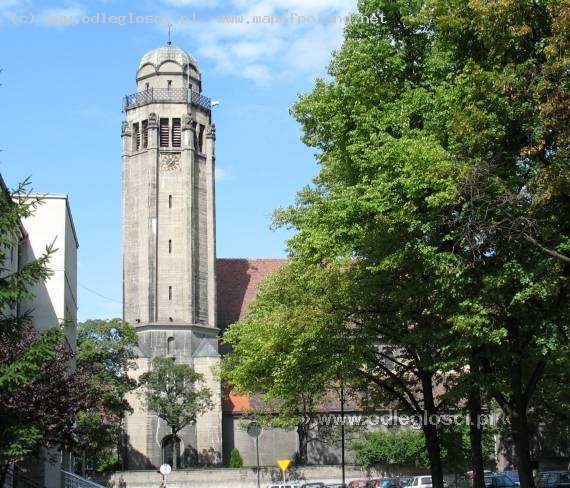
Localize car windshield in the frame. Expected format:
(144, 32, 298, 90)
(421, 478, 433, 485)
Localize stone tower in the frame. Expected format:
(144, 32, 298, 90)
(121, 44, 221, 468)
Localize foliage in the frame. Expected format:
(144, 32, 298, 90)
(225, 0, 568, 487)
(139, 356, 212, 436)
(353, 430, 430, 469)
(229, 448, 244, 468)
(74, 318, 139, 473)
(0, 180, 91, 480)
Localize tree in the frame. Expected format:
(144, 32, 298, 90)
(138, 356, 212, 469)
(222, 261, 353, 465)
(74, 318, 139, 473)
(0, 180, 91, 485)
(229, 448, 243, 468)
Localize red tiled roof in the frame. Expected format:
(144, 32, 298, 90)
(217, 258, 285, 414)
(216, 258, 285, 332)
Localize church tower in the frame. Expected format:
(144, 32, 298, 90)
(121, 44, 221, 468)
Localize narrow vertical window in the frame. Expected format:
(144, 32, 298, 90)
(168, 286, 172, 300)
(145, 82, 150, 91)
(142, 120, 148, 149)
(167, 80, 172, 89)
(167, 337, 174, 355)
(172, 118, 181, 148)
(160, 118, 169, 147)
(169, 195, 172, 208)
(198, 124, 205, 153)
(133, 122, 140, 150)
(168, 239, 172, 254)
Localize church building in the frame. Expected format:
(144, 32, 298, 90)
(121, 44, 306, 469)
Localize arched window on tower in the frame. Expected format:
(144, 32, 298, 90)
(162, 435, 181, 469)
(167, 336, 175, 355)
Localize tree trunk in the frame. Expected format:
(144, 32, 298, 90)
(420, 372, 445, 488)
(509, 357, 535, 488)
(423, 423, 445, 488)
(0, 462, 10, 488)
(511, 403, 535, 488)
(297, 422, 309, 465)
(468, 386, 486, 488)
(171, 429, 178, 470)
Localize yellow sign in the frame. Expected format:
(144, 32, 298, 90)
(277, 459, 291, 471)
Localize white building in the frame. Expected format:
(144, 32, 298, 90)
(1, 176, 79, 488)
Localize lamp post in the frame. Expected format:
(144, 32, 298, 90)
(340, 379, 346, 486)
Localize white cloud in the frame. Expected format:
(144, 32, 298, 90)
(166, 0, 357, 85)
(162, 0, 218, 7)
(38, 5, 86, 27)
(215, 166, 233, 181)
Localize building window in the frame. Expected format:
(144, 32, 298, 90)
(160, 118, 170, 147)
(142, 120, 148, 148)
(168, 286, 172, 300)
(167, 80, 172, 89)
(133, 122, 140, 150)
(145, 82, 150, 91)
(172, 118, 181, 148)
(198, 124, 205, 153)
(167, 337, 175, 355)
(169, 195, 172, 208)
(168, 239, 172, 254)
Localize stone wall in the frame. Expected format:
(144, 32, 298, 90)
(104, 466, 373, 488)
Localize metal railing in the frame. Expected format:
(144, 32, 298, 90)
(123, 88, 211, 111)
(62, 471, 107, 488)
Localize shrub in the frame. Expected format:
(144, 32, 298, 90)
(229, 448, 244, 468)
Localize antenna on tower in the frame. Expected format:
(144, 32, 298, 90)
(167, 24, 173, 46)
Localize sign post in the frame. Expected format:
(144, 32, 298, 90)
(247, 422, 262, 488)
(159, 464, 171, 488)
(277, 459, 291, 484)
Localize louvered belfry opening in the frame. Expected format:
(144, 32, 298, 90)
(160, 118, 170, 147)
(142, 119, 148, 148)
(133, 122, 140, 150)
(172, 118, 181, 148)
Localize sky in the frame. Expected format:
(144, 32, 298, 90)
(0, 0, 357, 321)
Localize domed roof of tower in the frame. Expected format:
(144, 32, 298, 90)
(138, 44, 199, 71)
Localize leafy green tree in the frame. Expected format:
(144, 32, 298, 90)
(270, 2, 568, 488)
(138, 356, 212, 469)
(0, 180, 90, 485)
(74, 318, 139, 473)
(229, 448, 244, 468)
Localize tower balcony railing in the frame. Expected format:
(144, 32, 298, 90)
(123, 88, 211, 111)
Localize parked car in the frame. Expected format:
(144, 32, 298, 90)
(536, 471, 570, 488)
(267, 484, 302, 488)
(348, 481, 369, 488)
(325, 485, 348, 488)
(503, 471, 520, 486)
(369, 479, 404, 488)
(485, 475, 516, 488)
(410, 476, 433, 488)
(301, 484, 325, 488)
(399, 478, 414, 487)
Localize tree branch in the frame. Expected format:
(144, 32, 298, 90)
(524, 235, 570, 264)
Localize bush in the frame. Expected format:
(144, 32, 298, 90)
(229, 448, 244, 468)
(352, 430, 429, 469)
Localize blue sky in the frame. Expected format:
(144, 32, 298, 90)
(0, 0, 356, 320)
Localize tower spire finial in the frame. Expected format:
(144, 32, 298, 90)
(167, 24, 173, 46)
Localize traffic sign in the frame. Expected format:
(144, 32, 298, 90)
(277, 459, 291, 471)
(160, 464, 172, 475)
(247, 421, 262, 438)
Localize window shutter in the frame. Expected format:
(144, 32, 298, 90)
(172, 118, 181, 147)
(142, 120, 148, 148)
(133, 122, 140, 150)
(160, 118, 170, 147)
